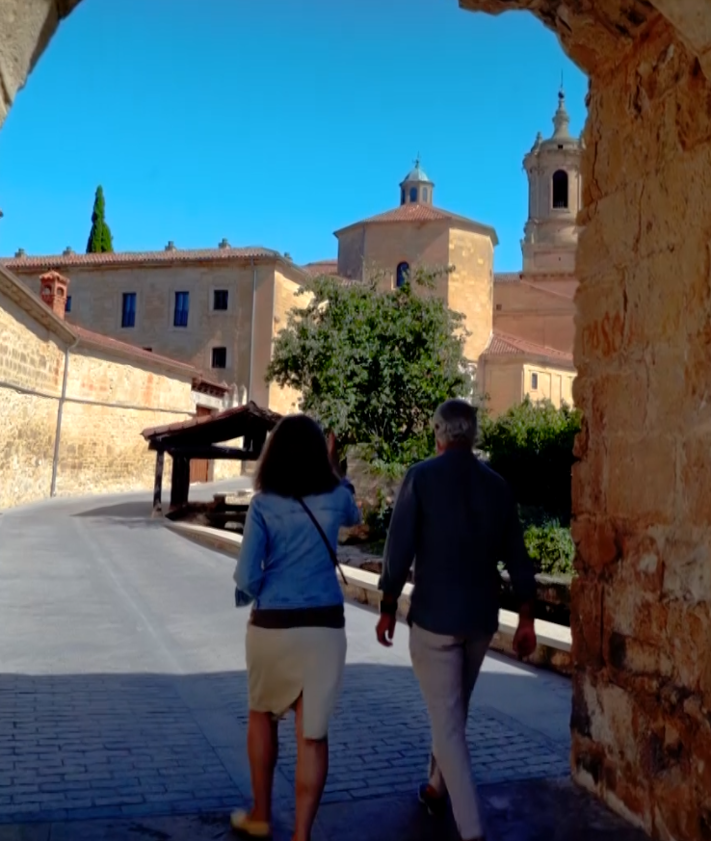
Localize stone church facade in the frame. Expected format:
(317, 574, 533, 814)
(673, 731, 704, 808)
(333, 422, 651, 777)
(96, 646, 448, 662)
(3, 93, 580, 420)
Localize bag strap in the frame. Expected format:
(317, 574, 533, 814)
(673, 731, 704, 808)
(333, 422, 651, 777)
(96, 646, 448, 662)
(297, 498, 348, 586)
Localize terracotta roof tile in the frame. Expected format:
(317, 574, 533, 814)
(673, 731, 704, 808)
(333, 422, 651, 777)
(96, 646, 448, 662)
(73, 325, 197, 374)
(2, 246, 283, 271)
(482, 330, 574, 366)
(192, 375, 230, 393)
(302, 259, 339, 277)
(335, 204, 498, 244)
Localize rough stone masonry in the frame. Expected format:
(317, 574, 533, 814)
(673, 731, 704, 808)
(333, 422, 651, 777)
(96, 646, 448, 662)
(4, 0, 711, 837)
(459, 2, 711, 838)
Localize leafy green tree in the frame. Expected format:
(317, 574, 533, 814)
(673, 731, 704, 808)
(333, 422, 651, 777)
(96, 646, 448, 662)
(86, 185, 114, 253)
(524, 519, 576, 577)
(267, 267, 474, 469)
(478, 397, 581, 521)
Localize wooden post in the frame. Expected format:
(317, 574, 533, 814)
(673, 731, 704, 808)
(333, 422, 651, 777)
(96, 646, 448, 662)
(152, 451, 165, 518)
(169, 456, 191, 511)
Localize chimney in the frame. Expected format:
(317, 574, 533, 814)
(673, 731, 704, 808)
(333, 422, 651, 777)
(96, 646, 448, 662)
(63, 246, 74, 256)
(165, 241, 177, 251)
(39, 270, 70, 319)
(15, 248, 26, 258)
(218, 238, 230, 249)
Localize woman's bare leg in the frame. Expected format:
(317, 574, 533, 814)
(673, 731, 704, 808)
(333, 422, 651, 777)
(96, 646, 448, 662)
(248, 710, 278, 823)
(293, 696, 328, 841)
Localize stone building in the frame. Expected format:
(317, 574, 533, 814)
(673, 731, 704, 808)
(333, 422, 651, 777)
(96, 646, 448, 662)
(478, 89, 580, 414)
(328, 159, 499, 365)
(4, 246, 305, 417)
(307, 93, 580, 415)
(3, 97, 579, 425)
(0, 264, 236, 510)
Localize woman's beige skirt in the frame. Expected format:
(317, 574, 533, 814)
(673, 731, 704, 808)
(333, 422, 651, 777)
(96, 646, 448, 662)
(245, 624, 347, 740)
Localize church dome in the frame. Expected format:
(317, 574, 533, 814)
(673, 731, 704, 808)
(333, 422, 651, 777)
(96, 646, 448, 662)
(399, 157, 435, 205)
(402, 160, 432, 184)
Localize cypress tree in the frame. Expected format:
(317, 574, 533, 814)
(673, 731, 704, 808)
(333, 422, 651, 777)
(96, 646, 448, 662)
(86, 185, 114, 253)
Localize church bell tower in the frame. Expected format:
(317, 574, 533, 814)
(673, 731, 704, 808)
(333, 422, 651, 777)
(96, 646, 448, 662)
(521, 88, 583, 275)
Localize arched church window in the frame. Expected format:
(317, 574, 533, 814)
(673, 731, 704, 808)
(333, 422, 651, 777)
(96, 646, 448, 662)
(422, 187, 429, 203)
(552, 170, 569, 209)
(409, 186, 418, 203)
(396, 262, 410, 288)
(400, 187, 406, 206)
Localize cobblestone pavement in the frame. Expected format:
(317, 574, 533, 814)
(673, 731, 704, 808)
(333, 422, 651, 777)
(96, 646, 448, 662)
(0, 779, 650, 840)
(0, 485, 613, 838)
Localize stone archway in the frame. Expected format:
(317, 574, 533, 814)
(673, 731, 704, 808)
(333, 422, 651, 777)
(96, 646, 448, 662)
(3, 1, 711, 837)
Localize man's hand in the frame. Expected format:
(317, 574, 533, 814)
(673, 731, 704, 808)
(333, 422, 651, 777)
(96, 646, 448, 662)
(513, 618, 537, 660)
(376, 613, 396, 647)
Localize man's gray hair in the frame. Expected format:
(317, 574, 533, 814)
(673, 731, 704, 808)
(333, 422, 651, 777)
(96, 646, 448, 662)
(433, 399, 478, 449)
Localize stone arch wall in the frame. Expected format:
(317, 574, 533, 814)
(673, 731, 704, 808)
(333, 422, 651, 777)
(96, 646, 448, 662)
(460, 2, 711, 838)
(3, 0, 711, 837)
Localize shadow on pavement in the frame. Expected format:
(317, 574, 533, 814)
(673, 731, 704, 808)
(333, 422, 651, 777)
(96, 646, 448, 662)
(0, 665, 646, 840)
(72, 500, 159, 526)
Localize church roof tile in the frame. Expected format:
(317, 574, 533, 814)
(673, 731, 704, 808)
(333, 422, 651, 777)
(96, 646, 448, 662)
(335, 203, 498, 244)
(2, 246, 285, 271)
(482, 330, 574, 367)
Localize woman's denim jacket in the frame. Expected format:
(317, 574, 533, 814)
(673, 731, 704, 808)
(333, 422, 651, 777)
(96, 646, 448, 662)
(233, 479, 361, 609)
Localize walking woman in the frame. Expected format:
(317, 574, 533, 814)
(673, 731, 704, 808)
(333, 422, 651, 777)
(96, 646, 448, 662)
(231, 415, 360, 841)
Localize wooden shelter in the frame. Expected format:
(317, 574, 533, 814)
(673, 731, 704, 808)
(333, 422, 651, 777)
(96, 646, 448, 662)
(141, 401, 281, 515)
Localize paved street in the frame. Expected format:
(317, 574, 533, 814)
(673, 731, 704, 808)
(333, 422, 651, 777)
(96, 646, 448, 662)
(0, 485, 644, 839)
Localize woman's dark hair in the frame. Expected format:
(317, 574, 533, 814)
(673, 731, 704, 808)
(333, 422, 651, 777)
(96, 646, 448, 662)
(255, 414, 340, 498)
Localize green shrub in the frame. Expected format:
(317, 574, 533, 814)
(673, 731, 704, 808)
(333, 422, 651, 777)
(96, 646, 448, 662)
(361, 487, 395, 554)
(524, 520, 575, 577)
(478, 398, 581, 522)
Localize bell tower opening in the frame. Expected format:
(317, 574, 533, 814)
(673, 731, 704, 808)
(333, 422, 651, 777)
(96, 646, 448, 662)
(552, 169, 569, 208)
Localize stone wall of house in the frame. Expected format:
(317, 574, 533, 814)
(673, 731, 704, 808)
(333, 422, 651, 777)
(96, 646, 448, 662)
(17, 261, 258, 397)
(477, 357, 575, 417)
(0, 282, 195, 509)
(522, 362, 574, 409)
(0, 291, 65, 507)
(267, 268, 306, 416)
(55, 347, 194, 498)
(568, 19, 711, 837)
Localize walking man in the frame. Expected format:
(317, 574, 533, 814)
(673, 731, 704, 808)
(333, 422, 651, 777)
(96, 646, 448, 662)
(375, 399, 537, 841)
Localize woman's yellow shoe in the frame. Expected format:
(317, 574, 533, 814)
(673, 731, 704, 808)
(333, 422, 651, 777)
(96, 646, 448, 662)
(230, 809, 272, 838)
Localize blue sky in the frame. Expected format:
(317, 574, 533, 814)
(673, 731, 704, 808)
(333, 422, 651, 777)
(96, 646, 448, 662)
(0, 0, 587, 271)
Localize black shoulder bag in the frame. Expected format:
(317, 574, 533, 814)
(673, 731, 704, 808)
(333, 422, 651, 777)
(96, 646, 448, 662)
(297, 498, 349, 586)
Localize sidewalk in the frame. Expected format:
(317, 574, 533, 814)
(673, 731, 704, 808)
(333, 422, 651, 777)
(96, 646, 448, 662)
(0, 487, 645, 840)
(0, 778, 649, 840)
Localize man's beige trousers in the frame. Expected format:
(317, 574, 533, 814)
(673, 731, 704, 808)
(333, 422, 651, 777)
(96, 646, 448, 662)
(409, 623, 492, 840)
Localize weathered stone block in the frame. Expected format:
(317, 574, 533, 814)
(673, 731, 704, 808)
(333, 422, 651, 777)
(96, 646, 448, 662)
(569, 576, 603, 668)
(570, 515, 618, 574)
(574, 276, 628, 374)
(606, 436, 676, 523)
